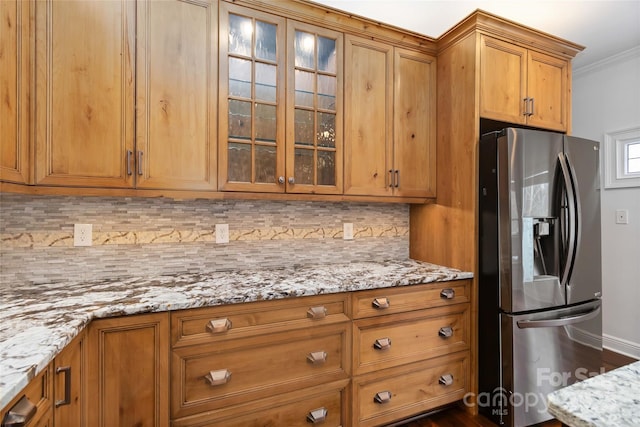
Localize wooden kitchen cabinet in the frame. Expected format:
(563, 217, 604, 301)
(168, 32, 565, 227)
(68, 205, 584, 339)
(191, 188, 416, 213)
(86, 312, 170, 427)
(0, 0, 31, 184)
(344, 36, 436, 198)
(479, 34, 569, 132)
(52, 331, 85, 427)
(1, 366, 52, 427)
(34, 0, 217, 190)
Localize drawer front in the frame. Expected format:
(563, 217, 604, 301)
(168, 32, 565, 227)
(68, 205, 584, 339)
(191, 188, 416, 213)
(353, 353, 469, 427)
(171, 293, 350, 348)
(172, 380, 349, 427)
(1, 366, 52, 427)
(353, 304, 469, 374)
(171, 323, 350, 418)
(352, 280, 470, 319)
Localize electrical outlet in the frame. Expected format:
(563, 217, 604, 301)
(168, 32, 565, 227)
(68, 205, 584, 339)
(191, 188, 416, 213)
(216, 224, 229, 244)
(74, 224, 93, 246)
(615, 209, 629, 224)
(343, 223, 354, 240)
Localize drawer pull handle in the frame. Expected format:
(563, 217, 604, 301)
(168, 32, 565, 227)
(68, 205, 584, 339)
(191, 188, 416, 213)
(438, 326, 454, 338)
(55, 366, 72, 407)
(306, 351, 327, 365)
(306, 407, 327, 423)
(373, 337, 392, 350)
(206, 318, 232, 333)
(2, 395, 37, 427)
(440, 288, 455, 299)
(307, 306, 327, 320)
(374, 391, 392, 404)
(372, 297, 390, 309)
(205, 369, 231, 386)
(439, 374, 454, 386)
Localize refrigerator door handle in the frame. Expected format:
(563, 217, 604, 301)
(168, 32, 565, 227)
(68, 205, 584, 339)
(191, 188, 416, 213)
(516, 305, 600, 329)
(558, 153, 580, 289)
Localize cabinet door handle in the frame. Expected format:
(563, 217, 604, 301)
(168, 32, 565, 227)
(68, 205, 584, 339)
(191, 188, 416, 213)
(306, 351, 327, 365)
(388, 169, 394, 188)
(373, 337, 391, 350)
(523, 97, 529, 116)
(288, 176, 295, 185)
(395, 169, 400, 188)
(206, 318, 232, 334)
(440, 288, 455, 299)
(530, 97, 535, 116)
(205, 369, 231, 386)
(126, 150, 133, 175)
(373, 391, 392, 404)
(307, 306, 327, 319)
(372, 297, 390, 309)
(55, 366, 72, 407)
(438, 326, 454, 338)
(2, 395, 37, 427)
(278, 176, 285, 184)
(137, 151, 143, 175)
(306, 407, 327, 424)
(439, 373, 454, 386)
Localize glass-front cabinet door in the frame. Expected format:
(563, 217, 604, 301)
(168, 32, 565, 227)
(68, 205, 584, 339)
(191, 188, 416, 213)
(218, 3, 286, 192)
(286, 21, 343, 194)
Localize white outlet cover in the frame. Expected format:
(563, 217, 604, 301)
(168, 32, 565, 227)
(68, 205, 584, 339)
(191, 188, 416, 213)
(615, 209, 629, 224)
(216, 224, 229, 244)
(343, 223, 354, 240)
(74, 223, 93, 247)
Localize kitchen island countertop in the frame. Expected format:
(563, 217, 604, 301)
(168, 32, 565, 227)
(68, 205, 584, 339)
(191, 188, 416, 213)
(0, 259, 472, 410)
(547, 360, 640, 426)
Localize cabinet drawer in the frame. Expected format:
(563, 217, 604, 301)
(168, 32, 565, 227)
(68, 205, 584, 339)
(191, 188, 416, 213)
(353, 352, 469, 427)
(171, 323, 350, 418)
(171, 293, 350, 348)
(352, 280, 470, 319)
(172, 380, 349, 427)
(353, 304, 469, 375)
(1, 366, 52, 427)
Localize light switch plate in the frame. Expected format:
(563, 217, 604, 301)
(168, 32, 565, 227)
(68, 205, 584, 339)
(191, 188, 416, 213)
(343, 223, 354, 240)
(74, 224, 93, 246)
(216, 224, 229, 244)
(615, 209, 629, 224)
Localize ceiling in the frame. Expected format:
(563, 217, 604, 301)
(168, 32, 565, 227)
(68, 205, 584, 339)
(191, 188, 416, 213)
(309, 0, 640, 70)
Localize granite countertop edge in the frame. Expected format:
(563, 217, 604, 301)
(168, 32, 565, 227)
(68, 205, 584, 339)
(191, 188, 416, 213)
(0, 259, 473, 410)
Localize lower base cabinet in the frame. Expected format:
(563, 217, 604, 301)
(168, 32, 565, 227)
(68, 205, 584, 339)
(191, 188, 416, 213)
(1, 366, 52, 427)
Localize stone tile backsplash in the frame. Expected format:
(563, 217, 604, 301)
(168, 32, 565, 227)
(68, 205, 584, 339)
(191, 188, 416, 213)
(0, 194, 410, 284)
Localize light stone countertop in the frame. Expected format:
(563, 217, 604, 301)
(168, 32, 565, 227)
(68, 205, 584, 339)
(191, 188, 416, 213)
(547, 360, 640, 426)
(0, 259, 472, 410)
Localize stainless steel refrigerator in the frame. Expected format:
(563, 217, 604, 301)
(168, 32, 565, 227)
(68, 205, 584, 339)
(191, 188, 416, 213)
(478, 127, 603, 427)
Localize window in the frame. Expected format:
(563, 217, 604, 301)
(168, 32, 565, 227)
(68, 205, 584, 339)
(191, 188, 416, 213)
(604, 127, 640, 188)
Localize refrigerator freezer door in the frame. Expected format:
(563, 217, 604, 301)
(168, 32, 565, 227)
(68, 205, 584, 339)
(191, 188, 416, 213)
(563, 136, 602, 305)
(498, 128, 565, 312)
(501, 300, 603, 427)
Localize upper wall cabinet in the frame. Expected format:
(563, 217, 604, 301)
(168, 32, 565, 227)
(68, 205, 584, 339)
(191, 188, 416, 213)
(0, 0, 30, 184)
(479, 35, 569, 132)
(34, 0, 217, 190)
(218, 3, 343, 194)
(344, 36, 436, 198)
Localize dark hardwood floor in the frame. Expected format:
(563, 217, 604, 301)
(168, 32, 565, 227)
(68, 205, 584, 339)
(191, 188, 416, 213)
(395, 349, 637, 427)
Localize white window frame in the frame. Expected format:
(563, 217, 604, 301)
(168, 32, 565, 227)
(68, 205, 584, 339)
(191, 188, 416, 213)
(603, 126, 640, 189)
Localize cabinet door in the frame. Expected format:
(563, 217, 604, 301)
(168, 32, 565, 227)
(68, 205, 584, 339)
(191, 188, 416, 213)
(53, 332, 84, 427)
(526, 50, 569, 132)
(0, 0, 30, 184)
(34, 0, 135, 187)
(479, 35, 527, 125)
(393, 48, 437, 198)
(218, 3, 286, 192)
(136, 0, 217, 190)
(86, 313, 169, 427)
(287, 21, 343, 194)
(343, 35, 393, 196)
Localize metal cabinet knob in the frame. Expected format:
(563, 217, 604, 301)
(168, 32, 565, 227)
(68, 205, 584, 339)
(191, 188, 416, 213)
(307, 306, 327, 320)
(306, 407, 327, 424)
(205, 369, 231, 386)
(373, 337, 392, 350)
(374, 391, 392, 404)
(278, 176, 285, 184)
(440, 288, 455, 299)
(206, 318, 232, 334)
(306, 351, 327, 365)
(439, 373, 454, 386)
(372, 297, 390, 309)
(288, 177, 295, 184)
(438, 326, 454, 338)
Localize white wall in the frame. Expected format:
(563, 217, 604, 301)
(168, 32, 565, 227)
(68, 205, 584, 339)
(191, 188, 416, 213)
(572, 47, 640, 358)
